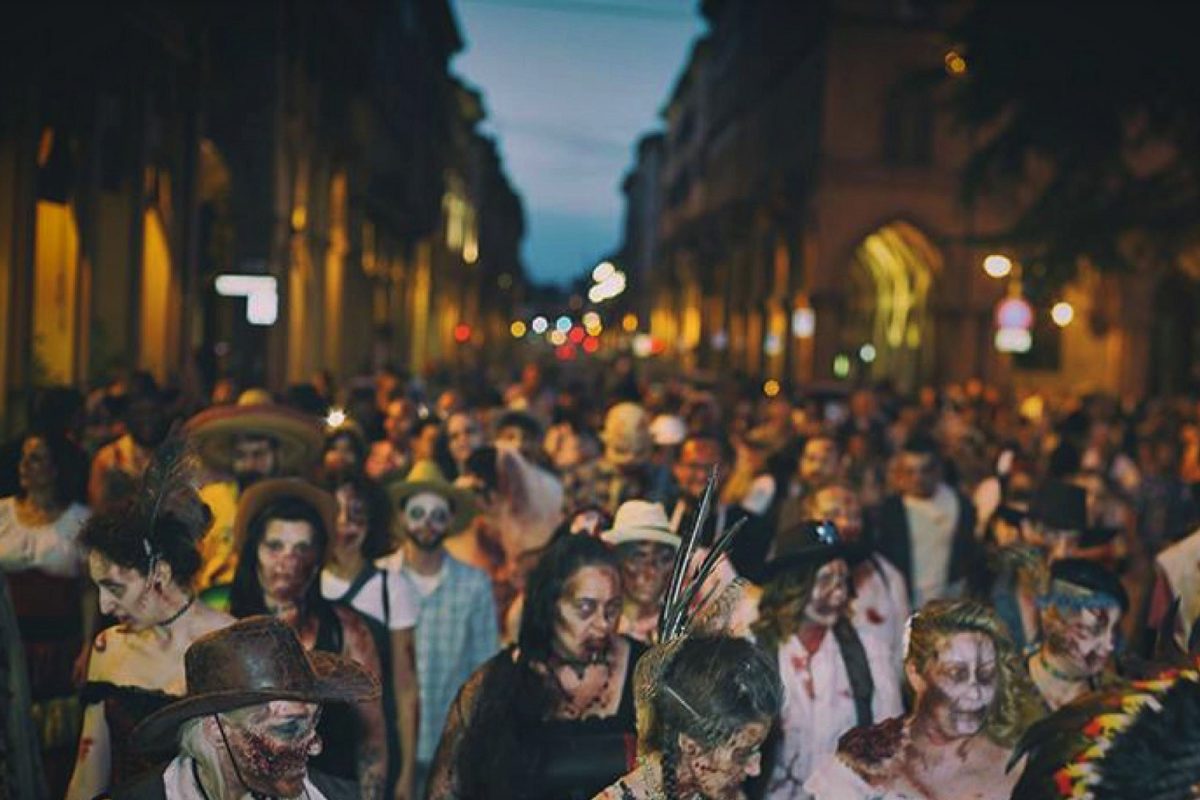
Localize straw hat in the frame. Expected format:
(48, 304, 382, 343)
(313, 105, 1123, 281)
(185, 394, 323, 475)
(383, 459, 477, 533)
(600, 500, 681, 550)
(133, 616, 377, 750)
(233, 478, 337, 555)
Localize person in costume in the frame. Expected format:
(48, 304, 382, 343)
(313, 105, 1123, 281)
(228, 478, 388, 798)
(68, 440, 232, 800)
(600, 500, 681, 644)
(113, 616, 378, 799)
(1025, 558, 1126, 711)
(426, 534, 644, 800)
(184, 392, 324, 594)
(805, 599, 1041, 800)
(752, 521, 902, 800)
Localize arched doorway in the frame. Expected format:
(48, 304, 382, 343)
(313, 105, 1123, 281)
(845, 221, 941, 392)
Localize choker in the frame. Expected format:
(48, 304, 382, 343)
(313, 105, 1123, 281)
(1037, 649, 1087, 685)
(157, 595, 195, 628)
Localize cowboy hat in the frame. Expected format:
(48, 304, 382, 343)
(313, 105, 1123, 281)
(233, 478, 338, 555)
(133, 616, 378, 750)
(600, 500, 681, 549)
(383, 459, 477, 533)
(185, 395, 323, 475)
(761, 519, 856, 582)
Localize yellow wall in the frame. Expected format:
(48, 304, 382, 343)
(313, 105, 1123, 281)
(32, 201, 80, 384)
(139, 208, 173, 384)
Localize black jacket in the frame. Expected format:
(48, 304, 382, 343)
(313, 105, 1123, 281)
(871, 490, 979, 605)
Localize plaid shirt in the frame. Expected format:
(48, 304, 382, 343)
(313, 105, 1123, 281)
(394, 552, 499, 763)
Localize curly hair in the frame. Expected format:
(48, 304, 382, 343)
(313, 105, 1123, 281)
(79, 492, 210, 587)
(905, 598, 1041, 747)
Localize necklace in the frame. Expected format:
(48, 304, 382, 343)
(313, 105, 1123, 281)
(1036, 649, 1083, 684)
(157, 595, 195, 628)
(553, 648, 616, 719)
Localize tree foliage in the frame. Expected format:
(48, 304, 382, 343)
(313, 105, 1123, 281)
(948, 2, 1200, 286)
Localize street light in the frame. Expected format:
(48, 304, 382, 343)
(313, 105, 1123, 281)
(1051, 301, 1075, 327)
(983, 254, 1013, 279)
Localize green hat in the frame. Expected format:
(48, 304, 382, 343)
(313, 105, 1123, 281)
(383, 459, 478, 533)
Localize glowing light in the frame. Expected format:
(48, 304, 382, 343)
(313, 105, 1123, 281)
(995, 297, 1034, 331)
(555, 344, 576, 361)
(983, 254, 1013, 279)
(554, 315, 571, 333)
(763, 333, 783, 356)
(463, 238, 479, 265)
(944, 49, 968, 76)
(531, 316, 549, 335)
(632, 333, 653, 358)
(859, 343, 877, 363)
(592, 261, 616, 283)
(1051, 301, 1075, 327)
(245, 291, 279, 326)
(549, 329, 567, 346)
(622, 313, 639, 333)
(582, 311, 602, 332)
(582, 336, 599, 354)
(589, 269, 627, 303)
(995, 327, 1032, 353)
(215, 274, 276, 296)
(791, 308, 815, 339)
(568, 326, 585, 344)
(453, 323, 472, 343)
(711, 330, 729, 351)
(510, 320, 527, 338)
(833, 354, 851, 379)
(325, 407, 347, 428)
(763, 379, 781, 398)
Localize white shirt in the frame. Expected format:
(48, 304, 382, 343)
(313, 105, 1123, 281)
(850, 557, 910, 668)
(0, 497, 88, 577)
(903, 484, 960, 607)
(380, 549, 445, 598)
(806, 754, 919, 800)
(161, 754, 329, 799)
(320, 559, 419, 631)
(768, 628, 903, 800)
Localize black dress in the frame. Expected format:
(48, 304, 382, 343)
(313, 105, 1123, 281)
(79, 682, 175, 787)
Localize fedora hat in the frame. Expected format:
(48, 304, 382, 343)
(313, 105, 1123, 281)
(600, 500, 681, 549)
(233, 478, 338, 555)
(133, 616, 378, 750)
(383, 459, 477, 533)
(761, 519, 855, 582)
(185, 396, 323, 475)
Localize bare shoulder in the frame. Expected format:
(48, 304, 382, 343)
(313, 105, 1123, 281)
(191, 604, 235, 636)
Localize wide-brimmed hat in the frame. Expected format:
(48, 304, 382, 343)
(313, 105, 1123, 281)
(649, 415, 687, 447)
(1029, 479, 1088, 531)
(233, 478, 338, 555)
(185, 395, 323, 475)
(133, 616, 378, 750)
(383, 459, 477, 533)
(761, 519, 855, 581)
(600, 500, 681, 549)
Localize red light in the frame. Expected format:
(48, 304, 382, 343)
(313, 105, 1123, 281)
(582, 337, 599, 354)
(453, 323, 471, 343)
(555, 344, 577, 361)
(649, 337, 666, 355)
(568, 326, 585, 344)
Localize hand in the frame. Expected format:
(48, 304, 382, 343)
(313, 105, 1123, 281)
(72, 642, 93, 687)
(393, 769, 414, 800)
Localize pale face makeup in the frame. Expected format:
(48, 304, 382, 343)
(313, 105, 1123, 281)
(681, 719, 771, 800)
(256, 519, 319, 607)
(1043, 603, 1120, 678)
(617, 541, 676, 609)
(89, 551, 157, 627)
(334, 485, 368, 552)
(553, 565, 621, 662)
(914, 631, 998, 740)
(803, 558, 850, 625)
(402, 491, 452, 551)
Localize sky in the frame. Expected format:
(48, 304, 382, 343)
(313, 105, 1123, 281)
(451, 0, 707, 288)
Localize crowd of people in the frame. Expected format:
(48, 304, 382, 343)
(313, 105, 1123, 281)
(2, 358, 1200, 799)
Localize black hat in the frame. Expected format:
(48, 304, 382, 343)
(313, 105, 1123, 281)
(761, 520, 855, 581)
(1029, 480, 1088, 531)
(1047, 557, 1128, 613)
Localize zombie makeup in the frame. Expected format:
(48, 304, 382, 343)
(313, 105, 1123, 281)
(256, 519, 319, 607)
(553, 565, 621, 663)
(803, 558, 850, 626)
(681, 720, 771, 800)
(915, 631, 998, 740)
(218, 700, 322, 797)
(89, 551, 157, 627)
(402, 491, 452, 552)
(617, 541, 676, 609)
(1040, 601, 1120, 679)
(334, 485, 368, 551)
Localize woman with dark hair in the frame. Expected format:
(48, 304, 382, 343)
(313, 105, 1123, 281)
(427, 534, 644, 800)
(321, 419, 369, 483)
(0, 431, 92, 796)
(66, 446, 230, 800)
(595, 635, 783, 800)
(228, 477, 388, 798)
(321, 474, 421, 799)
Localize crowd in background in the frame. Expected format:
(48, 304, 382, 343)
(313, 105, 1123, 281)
(2, 354, 1200, 799)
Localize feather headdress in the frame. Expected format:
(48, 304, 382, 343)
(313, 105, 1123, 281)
(129, 428, 209, 566)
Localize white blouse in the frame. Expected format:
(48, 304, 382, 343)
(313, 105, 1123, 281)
(0, 496, 89, 578)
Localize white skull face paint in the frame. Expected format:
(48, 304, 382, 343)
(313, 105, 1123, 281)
(403, 491, 452, 551)
(1043, 604, 1119, 678)
(917, 631, 998, 739)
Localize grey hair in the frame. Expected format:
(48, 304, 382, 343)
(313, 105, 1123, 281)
(179, 716, 232, 799)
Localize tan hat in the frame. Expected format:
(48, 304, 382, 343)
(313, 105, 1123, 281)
(600, 500, 681, 549)
(601, 402, 651, 466)
(185, 396, 323, 475)
(383, 459, 477, 533)
(233, 477, 337, 555)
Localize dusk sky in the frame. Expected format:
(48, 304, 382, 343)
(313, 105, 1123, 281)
(452, 0, 706, 287)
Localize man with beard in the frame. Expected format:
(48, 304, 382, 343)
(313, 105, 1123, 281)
(599, 500, 680, 644)
(185, 393, 323, 593)
(667, 432, 771, 583)
(88, 373, 170, 512)
(114, 616, 378, 799)
(380, 468, 498, 796)
(1025, 558, 1126, 711)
